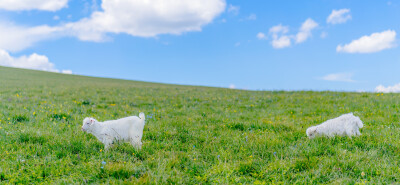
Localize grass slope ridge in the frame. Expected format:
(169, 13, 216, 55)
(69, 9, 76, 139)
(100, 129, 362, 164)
(0, 66, 399, 184)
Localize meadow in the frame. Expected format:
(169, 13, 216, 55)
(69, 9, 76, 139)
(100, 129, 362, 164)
(0, 66, 400, 184)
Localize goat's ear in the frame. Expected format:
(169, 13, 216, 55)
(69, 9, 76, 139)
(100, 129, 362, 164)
(90, 118, 94, 124)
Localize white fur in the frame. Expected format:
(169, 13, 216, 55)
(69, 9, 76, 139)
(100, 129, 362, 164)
(81, 112, 145, 150)
(306, 112, 363, 139)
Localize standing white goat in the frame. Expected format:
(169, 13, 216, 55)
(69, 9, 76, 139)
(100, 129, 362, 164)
(81, 112, 146, 150)
(306, 112, 363, 139)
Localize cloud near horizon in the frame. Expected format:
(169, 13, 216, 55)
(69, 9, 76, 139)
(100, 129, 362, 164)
(0, 49, 71, 74)
(375, 83, 400, 93)
(321, 73, 355, 82)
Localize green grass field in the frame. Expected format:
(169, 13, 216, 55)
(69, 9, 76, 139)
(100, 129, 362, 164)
(1, 66, 399, 184)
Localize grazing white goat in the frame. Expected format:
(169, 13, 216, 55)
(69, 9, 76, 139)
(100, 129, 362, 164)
(306, 112, 363, 139)
(81, 113, 145, 150)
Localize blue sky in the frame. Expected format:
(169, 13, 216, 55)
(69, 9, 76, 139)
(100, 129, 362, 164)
(0, 0, 399, 92)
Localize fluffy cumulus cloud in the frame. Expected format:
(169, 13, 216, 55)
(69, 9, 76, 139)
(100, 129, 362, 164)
(269, 24, 291, 49)
(0, 0, 69, 11)
(65, 0, 226, 41)
(266, 18, 318, 49)
(295, 18, 318, 43)
(0, 22, 62, 52)
(375, 83, 400, 93)
(271, 36, 291, 49)
(0, 49, 71, 73)
(321, 73, 355, 82)
(337, 30, 396, 53)
(327, 9, 352, 24)
(0, 0, 226, 51)
(269, 24, 289, 34)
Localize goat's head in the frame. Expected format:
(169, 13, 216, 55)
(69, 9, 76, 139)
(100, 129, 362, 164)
(306, 126, 318, 139)
(81, 117, 97, 132)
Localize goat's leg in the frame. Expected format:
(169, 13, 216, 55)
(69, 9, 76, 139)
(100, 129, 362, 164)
(103, 138, 113, 150)
(130, 138, 142, 150)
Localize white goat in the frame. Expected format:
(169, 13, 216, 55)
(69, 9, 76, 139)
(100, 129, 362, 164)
(306, 112, 363, 139)
(81, 112, 145, 150)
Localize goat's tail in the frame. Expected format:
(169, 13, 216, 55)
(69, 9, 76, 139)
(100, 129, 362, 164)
(139, 112, 145, 120)
(357, 120, 363, 128)
(354, 115, 363, 128)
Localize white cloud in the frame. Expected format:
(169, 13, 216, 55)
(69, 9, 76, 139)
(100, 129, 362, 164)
(53, 15, 60, 21)
(62, 70, 73, 74)
(322, 73, 355, 82)
(83, 0, 100, 13)
(0, 0, 226, 51)
(0, 22, 62, 52)
(337, 30, 396, 53)
(0, 0, 68, 11)
(65, 0, 226, 41)
(327, 9, 351, 24)
(228, 4, 240, 15)
(229, 84, 236, 89)
(267, 19, 317, 49)
(295, 18, 318, 43)
(375, 83, 400, 93)
(91, 0, 99, 11)
(256, 32, 266, 40)
(0, 49, 69, 73)
(269, 24, 291, 49)
(271, 36, 291, 49)
(269, 24, 289, 34)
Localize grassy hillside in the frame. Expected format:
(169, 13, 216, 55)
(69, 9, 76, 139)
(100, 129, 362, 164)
(0, 66, 399, 184)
